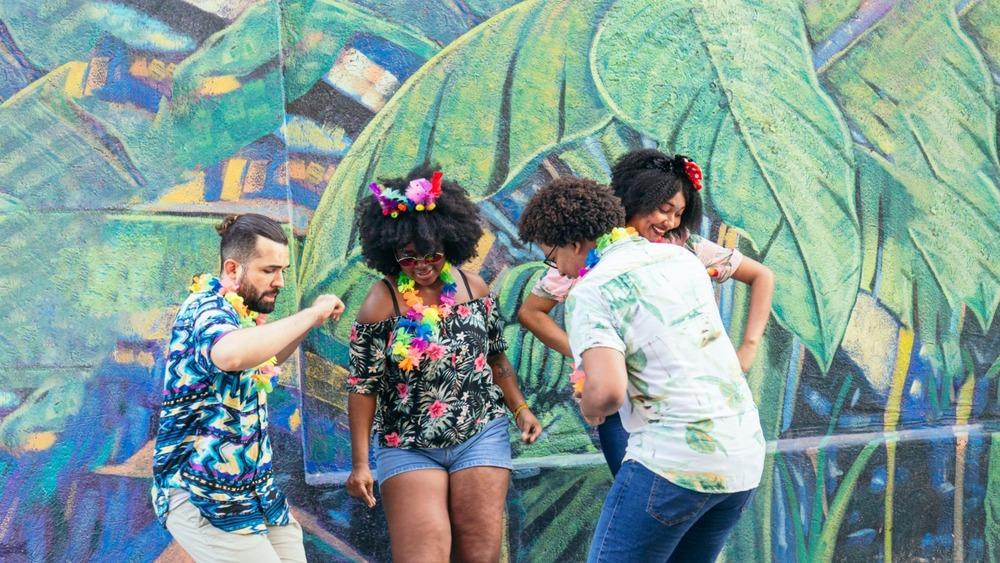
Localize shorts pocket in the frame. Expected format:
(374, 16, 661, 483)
(646, 475, 710, 527)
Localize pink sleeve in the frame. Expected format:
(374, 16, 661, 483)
(687, 234, 744, 283)
(530, 267, 575, 303)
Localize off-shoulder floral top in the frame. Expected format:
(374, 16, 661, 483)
(347, 287, 509, 449)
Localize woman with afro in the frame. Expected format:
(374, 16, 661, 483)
(344, 165, 541, 562)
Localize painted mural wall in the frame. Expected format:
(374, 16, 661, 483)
(1, 0, 998, 561)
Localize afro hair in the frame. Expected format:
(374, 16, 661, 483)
(518, 177, 625, 246)
(355, 164, 485, 276)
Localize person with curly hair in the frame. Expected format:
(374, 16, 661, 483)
(518, 150, 773, 477)
(519, 177, 765, 562)
(344, 165, 542, 562)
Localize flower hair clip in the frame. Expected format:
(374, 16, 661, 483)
(369, 171, 444, 218)
(676, 155, 703, 191)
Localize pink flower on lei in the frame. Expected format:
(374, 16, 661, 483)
(425, 343, 446, 361)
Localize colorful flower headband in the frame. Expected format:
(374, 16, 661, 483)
(369, 171, 444, 218)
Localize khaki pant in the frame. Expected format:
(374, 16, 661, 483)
(165, 495, 306, 563)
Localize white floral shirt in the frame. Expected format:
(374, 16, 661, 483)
(566, 236, 764, 493)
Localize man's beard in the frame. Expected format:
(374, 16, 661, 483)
(237, 276, 279, 314)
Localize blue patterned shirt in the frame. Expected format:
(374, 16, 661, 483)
(151, 283, 290, 535)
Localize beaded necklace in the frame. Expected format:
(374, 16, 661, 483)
(390, 262, 458, 371)
(189, 274, 280, 393)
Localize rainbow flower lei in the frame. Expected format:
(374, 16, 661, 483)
(190, 274, 281, 393)
(571, 226, 641, 394)
(390, 262, 457, 371)
(577, 226, 640, 278)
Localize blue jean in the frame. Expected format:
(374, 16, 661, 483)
(597, 412, 629, 476)
(587, 461, 755, 563)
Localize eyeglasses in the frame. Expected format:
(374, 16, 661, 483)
(542, 246, 558, 269)
(396, 252, 445, 269)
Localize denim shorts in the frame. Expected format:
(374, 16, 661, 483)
(373, 417, 513, 485)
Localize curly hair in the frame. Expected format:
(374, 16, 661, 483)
(356, 164, 484, 275)
(610, 149, 703, 235)
(518, 177, 624, 246)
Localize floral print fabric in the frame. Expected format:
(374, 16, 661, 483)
(348, 295, 509, 448)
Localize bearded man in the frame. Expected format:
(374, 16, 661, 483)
(151, 214, 344, 562)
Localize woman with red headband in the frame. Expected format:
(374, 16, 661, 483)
(518, 149, 774, 477)
(345, 165, 542, 562)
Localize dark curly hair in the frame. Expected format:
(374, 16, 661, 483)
(356, 164, 484, 276)
(610, 149, 703, 235)
(518, 177, 624, 246)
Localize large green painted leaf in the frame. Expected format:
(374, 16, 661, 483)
(856, 148, 996, 393)
(824, 0, 1000, 337)
(511, 465, 610, 561)
(591, 0, 860, 369)
(0, 212, 299, 367)
(280, 0, 441, 103)
(960, 0, 1000, 72)
(802, 0, 863, 44)
(0, 3, 285, 202)
(495, 262, 595, 457)
(0, 1, 196, 70)
(299, 0, 615, 288)
(142, 1, 285, 173)
(305, 0, 519, 46)
(555, 119, 644, 184)
(0, 64, 145, 207)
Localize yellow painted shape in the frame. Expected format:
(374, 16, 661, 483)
(221, 158, 247, 201)
(130, 57, 150, 78)
(884, 328, 915, 431)
(305, 161, 326, 185)
(841, 293, 900, 394)
(883, 327, 914, 563)
(64, 61, 87, 98)
(464, 229, 496, 273)
(160, 171, 207, 204)
(956, 372, 976, 426)
(23, 431, 57, 452)
(199, 75, 241, 96)
(952, 367, 977, 563)
(289, 408, 301, 432)
(724, 224, 741, 249)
